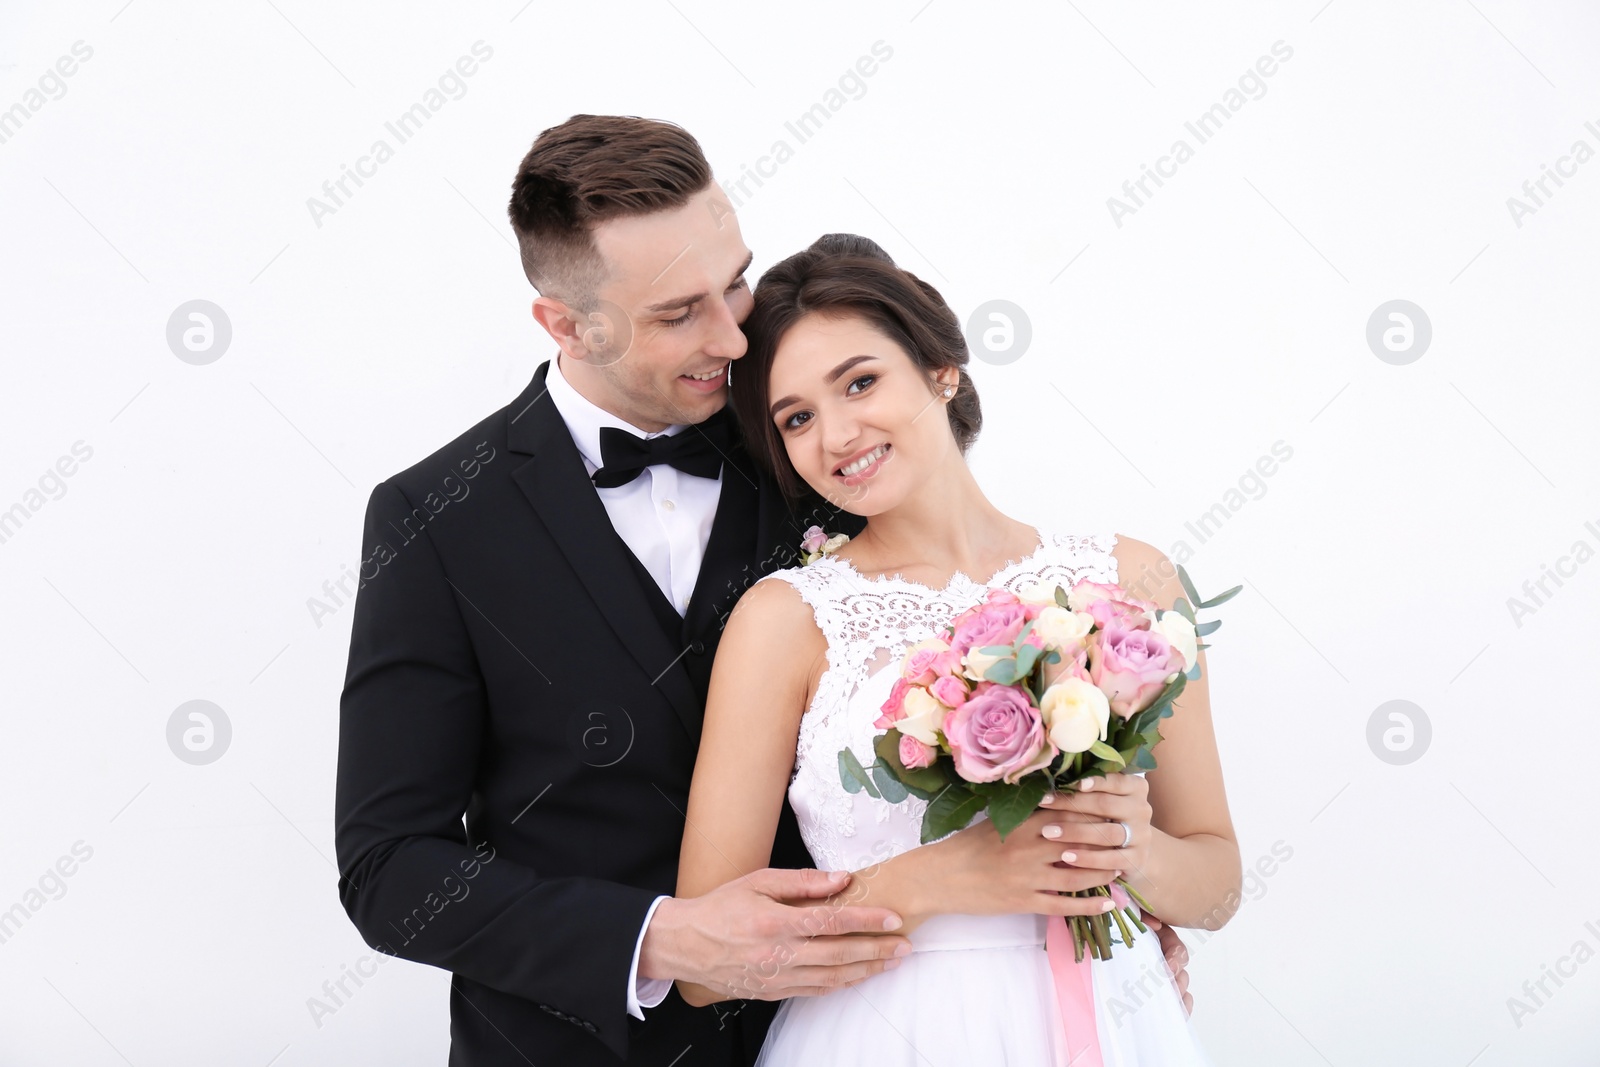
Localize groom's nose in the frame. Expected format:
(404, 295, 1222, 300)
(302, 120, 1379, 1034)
(700, 294, 748, 361)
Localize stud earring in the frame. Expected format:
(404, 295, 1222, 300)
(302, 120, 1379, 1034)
(943, 385, 955, 399)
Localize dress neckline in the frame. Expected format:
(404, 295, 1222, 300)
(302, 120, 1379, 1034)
(820, 526, 1048, 595)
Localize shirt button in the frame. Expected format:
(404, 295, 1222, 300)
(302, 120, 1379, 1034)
(661, 499, 676, 511)
(690, 640, 706, 655)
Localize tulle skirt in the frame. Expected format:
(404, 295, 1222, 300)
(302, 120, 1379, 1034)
(755, 911, 1214, 1067)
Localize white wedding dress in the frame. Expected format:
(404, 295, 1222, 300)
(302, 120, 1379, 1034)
(751, 528, 1215, 1066)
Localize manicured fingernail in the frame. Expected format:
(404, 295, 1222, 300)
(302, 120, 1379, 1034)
(894, 942, 912, 957)
(1080, 778, 1096, 790)
(883, 916, 902, 931)
(1043, 825, 1062, 839)
(1101, 900, 1115, 912)
(1113, 870, 1122, 879)
(1040, 793, 1056, 806)
(1061, 850, 1077, 863)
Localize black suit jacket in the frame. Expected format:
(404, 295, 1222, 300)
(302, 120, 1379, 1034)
(335, 359, 867, 1065)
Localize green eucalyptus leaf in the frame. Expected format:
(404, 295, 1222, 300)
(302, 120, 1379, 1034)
(872, 764, 909, 803)
(1177, 565, 1202, 608)
(984, 659, 1020, 685)
(838, 748, 879, 798)
(1198, 583, 1243, 609)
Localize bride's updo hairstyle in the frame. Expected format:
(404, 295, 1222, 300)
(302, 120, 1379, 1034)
(731, 233, 983, 501)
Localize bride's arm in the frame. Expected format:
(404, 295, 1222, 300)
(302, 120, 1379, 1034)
(1041, 534, 1244, 930)
(673, 578, 910, 1007)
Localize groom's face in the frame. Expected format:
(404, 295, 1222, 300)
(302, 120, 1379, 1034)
(582, 185, 755, 430)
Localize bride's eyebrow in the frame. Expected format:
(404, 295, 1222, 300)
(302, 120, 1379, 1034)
(768, 354, 879, 418)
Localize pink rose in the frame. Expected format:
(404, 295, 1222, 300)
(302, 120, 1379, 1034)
(800, 525, 828, 554)
(874, 677, 911, 730)
(929, 674, 970, 708)
(1069, 580, 1157, 632)
(941, 683, 1057, 785)
(902, 640, 952, 686)
(1087, 623, 1183, 719)
(899, 734, 936, 770)
(949, 602, 1028, 658)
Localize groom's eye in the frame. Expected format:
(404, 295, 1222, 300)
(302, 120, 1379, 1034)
(662, 305, 696, 328)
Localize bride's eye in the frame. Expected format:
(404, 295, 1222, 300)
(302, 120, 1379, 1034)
(847, 374, 876, 394)
(781, 410, 811, 431)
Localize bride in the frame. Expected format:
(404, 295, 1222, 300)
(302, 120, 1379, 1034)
(676, 234, 1239, 1065)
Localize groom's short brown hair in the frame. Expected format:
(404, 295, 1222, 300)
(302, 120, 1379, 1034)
(506, 114, 713, 310)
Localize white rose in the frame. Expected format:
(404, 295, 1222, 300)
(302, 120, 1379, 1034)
(963, 647, 1006, 682)
(822, 533, 850, 555)
(1018, 580, 1061, 606)
(1151, 610, 1198, 671)
(1031, 606, 1094, 655)
(897, 686, 947, 746)
(1039, 677, 1111, 754)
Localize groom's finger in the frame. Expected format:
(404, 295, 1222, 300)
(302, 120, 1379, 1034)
(791, 902, 909, 938)
(747, 866, 853, 902)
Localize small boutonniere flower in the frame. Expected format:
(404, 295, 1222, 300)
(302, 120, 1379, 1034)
(800, 524, 850, 566)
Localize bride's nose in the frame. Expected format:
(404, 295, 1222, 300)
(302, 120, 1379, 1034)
(822, 410, 862, 460)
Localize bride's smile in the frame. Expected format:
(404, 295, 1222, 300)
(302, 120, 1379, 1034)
(764, 314, 961, 511)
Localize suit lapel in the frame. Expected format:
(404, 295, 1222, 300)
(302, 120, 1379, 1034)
(507, 361, 702, 741)
(683, 437, 764, 639)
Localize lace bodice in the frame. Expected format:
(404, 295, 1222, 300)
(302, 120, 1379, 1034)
(753, 528, 1121, 872)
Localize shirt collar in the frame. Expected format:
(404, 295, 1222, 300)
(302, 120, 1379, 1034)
(543, 352, 688, 472)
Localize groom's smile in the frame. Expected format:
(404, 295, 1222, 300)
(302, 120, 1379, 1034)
(569, 184, 755, 430)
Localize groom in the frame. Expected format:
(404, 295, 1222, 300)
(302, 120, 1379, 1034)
(335, 114, 1191, 1066)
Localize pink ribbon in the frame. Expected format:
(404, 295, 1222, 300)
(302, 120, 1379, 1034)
(1045, 882, 1132, 1067)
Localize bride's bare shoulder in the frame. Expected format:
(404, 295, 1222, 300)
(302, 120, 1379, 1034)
(726, 571, 827, 649)
(1107, 533, 1184, 608)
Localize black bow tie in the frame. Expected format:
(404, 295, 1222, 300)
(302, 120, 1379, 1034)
(591, 407, 735, 489)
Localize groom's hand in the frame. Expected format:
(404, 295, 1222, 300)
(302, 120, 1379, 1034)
(644, 867, 911, 1007)
(1140, 912, 1194, 1015)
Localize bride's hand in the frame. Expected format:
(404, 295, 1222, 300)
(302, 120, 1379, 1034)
(1038, 773, 1154, 888)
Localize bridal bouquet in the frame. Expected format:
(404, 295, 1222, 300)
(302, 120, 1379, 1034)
(837, 567, 1239, 961)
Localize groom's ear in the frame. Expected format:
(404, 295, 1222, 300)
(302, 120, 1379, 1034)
(531, 296, 590, 361)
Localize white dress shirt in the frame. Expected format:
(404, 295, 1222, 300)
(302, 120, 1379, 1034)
(542, 353, 724, 1018)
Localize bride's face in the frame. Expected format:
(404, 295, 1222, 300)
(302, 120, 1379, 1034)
(766, 312, 958, 514)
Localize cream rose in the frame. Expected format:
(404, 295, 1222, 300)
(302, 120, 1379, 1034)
(1039, 676, 1111, 754)
(1032, 606, 1094, 655)
(1150, 610, 1198, 671)
(962, 647, 1007, 683)
(896, 686, 947, 746)
(1018, 580, 1060, 606)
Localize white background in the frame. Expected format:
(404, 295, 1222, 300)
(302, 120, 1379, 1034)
(2, 0, 1598, 1063)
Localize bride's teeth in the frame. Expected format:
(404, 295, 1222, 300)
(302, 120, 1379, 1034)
(839, 444, 887, 476)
